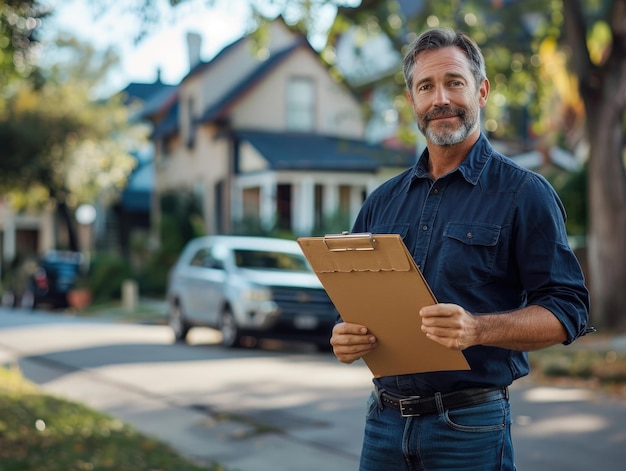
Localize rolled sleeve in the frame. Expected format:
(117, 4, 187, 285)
(515, 175, 590, 344)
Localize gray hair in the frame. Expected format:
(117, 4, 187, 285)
(402, 27, 487, 95)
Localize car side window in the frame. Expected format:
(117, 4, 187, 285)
(208, 247, 225, 270)
(189, 248, 224, 270)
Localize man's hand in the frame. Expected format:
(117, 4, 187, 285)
(419, 303, 480, 350)
(330, 322, 378, 364)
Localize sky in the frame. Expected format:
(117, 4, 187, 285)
(43, 0, 339, 94)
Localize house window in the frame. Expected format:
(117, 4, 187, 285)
(286, 77, 315, 131)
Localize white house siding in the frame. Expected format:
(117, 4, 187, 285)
(231, 48, 364, 137)
(196, 21, 299, 115)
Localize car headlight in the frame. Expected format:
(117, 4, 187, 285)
(242, 287, 272, 302)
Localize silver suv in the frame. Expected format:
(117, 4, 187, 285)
(166, 235, 337, 349)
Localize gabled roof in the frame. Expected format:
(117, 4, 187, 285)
(151, 101, 180, 139)
(198, 39, 306, 123)
(119, 78, 175, 106)
(235, 129, 416, 172)
(139, 85, 179, 120)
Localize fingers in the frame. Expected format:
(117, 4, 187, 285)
(330, 322, 377, 364)
(419, 303, 472, 350)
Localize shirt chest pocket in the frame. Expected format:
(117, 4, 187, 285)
(440, 223, 501, 288)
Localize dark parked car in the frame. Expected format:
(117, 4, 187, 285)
(166, 235, 338, 349)
(2, 251, 83, 310)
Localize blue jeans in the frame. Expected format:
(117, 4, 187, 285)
(359, 390, 515, 471)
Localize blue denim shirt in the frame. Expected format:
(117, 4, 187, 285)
(351, 134, 590, 395)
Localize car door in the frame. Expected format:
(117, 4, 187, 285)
(185, 245, 227, 324)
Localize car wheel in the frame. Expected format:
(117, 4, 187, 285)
(169, 301, 191, 342)
(220, 308, 242, 348)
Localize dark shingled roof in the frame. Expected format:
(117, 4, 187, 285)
(235, 130, 416, 172)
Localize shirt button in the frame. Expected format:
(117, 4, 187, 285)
(467, 232, 474, 239)
(433, 188, 439, 194)
(422, 225, 428, 231)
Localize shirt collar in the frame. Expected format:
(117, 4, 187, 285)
(410, 133, 493, 185)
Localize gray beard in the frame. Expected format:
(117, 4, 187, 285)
(423, 115, 478, 146)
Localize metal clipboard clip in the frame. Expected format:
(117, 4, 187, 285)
(323, 232, 377, 252)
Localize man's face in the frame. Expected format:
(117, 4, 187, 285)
(408, 47, 489, 146)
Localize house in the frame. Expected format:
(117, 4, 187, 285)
(142, 18, 417, 240)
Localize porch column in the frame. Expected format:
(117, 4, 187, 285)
(349, 186, 364, 228)
(293, 178, 315, 236)
(260, 179, 275, 231)
(323, 184, 339, 221)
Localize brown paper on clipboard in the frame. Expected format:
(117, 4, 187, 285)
(297, 233, 470, 378)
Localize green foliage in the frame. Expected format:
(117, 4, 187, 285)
(231, 215, 296, 240)
(232, 208, 352, 239)
(529, 347, 626, 385)
(136, 247, 177, 296)
(548, 163, 589, 236)
(160, 191, 205, 248)
(311, 209, 352, 236)
(0, 367, 224, 470)
(0, 34, 146, 216)
(88, 253, 134, 303)
(0, 0, 49, 86)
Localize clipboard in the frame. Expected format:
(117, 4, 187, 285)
(297, 233, 470, 377)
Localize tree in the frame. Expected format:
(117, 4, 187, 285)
(561, 0, 626, 328)
(0, 36, 145, 251)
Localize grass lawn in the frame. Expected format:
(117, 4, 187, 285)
(0, 366, 228, 471)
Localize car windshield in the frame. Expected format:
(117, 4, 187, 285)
(234, 249, 310, 271)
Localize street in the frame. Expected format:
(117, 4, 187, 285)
(0, 308, 625, 470)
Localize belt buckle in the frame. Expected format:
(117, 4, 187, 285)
(399, 396, 421, 417)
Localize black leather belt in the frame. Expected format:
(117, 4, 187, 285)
(378, 387, 508, 417)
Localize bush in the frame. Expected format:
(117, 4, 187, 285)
(89, 254, 133, 303)
(529, 347, 626, 386)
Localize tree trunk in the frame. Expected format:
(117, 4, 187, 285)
(586, 100, 626, 328)
(564, 0, 626, 328)
(57, 199, 80, 253)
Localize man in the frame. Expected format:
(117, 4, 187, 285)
(330, 27, 590, 470)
